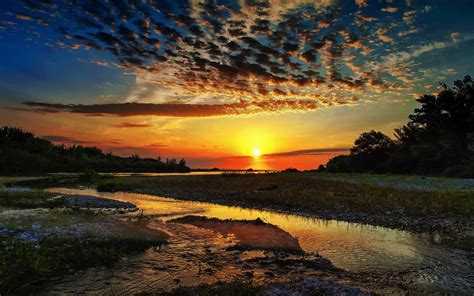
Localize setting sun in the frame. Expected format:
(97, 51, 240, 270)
(252, 148, 261, 158)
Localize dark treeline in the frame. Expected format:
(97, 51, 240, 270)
(0, 127, 190, 174)
(321, 76, 474, 178)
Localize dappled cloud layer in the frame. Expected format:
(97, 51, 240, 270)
(1, 0, 470, 117)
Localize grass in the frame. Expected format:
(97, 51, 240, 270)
(10, 172, 473, 234)
(0, 209, 168, 294)
(1, 235, 115, 293)
(315, 173, 474, 192)
(8, 175, 102, 189)
(0, 177, 18, 187)
(0, 190, 61, 210)
(162, 280, 262, 296)
(93, 173, 473, 217)
(0, 234, 163, 294)
(0, 184, 168, 294)
(0, 176, 46, 188)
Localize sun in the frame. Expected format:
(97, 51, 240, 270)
(252, 148, 261, 158)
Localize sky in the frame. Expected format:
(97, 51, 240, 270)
(0, 0, 472, 170)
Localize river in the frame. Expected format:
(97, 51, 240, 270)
(43, 187, 473, 294)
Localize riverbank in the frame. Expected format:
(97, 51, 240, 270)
(0, 189, 384, 295)
(0, 188, 168, 294)
(4, 175, 473, 294)
(72, 173, 474, 238)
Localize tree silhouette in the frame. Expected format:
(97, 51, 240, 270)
(324, 75, 474, 177)
(350, 130, 394, 155)
(0, 127, 190, 174)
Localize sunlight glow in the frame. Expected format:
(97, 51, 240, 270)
(252, 148, 261, 158)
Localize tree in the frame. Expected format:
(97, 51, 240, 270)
(350, 130, 395, 155)
(323, 75, 474, 177)
(403, 75, 474, 173)
(0, 126, 191, 173)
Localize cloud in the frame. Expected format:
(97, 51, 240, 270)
(263, 148, 349, 157)
(112, 122, 153, 128)
(374, 41, 449, 70)
(3, 0, 465, 114)
(354, 0, 368, 8)
(0, 0, 428, 113)
(381, 7, 398, 13)
(22, 100, 319, 117)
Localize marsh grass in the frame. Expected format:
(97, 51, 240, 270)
(0, 177, 18, 187)
(94, 173, 473, 217)
(0, 190, 61, 209)
(0, 208, 168, 294)
(0, 233, 163, 294)
(9, 174, 114, 189)
(314, 173, 474, 192)
(0, 194, 167, 295)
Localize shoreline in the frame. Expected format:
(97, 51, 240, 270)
(116, 186, 472, 243)
(3, 177, 473, 294)
(11, 173, 474, 243)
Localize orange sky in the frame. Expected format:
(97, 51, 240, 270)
(1, 99, 411, 170)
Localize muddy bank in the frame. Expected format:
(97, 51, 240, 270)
(171, 216, 302, 252)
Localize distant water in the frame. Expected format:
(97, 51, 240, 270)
(110, 170, 277, 177)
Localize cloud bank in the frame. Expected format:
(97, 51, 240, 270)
(2, 0, 469, 117)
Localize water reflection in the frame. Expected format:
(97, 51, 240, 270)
(109, 170, 277, 177)
(49, 188, 470, 271)
(46, 188, 473, 292)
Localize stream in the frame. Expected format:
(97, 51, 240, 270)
(43, 187, 473, 294)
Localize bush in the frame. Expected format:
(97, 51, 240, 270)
(79, 169, 100, 183)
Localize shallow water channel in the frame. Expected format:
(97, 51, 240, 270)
(44, 187, 473, 294)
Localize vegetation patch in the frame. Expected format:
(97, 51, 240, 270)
(0, 209, 168, 294)
(312, 173, 474, 192)
(95, 174, 473, 216)
(0, 189, 62, 210)
(10, 175, 104, 189)
(93, 173, 473, 234)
